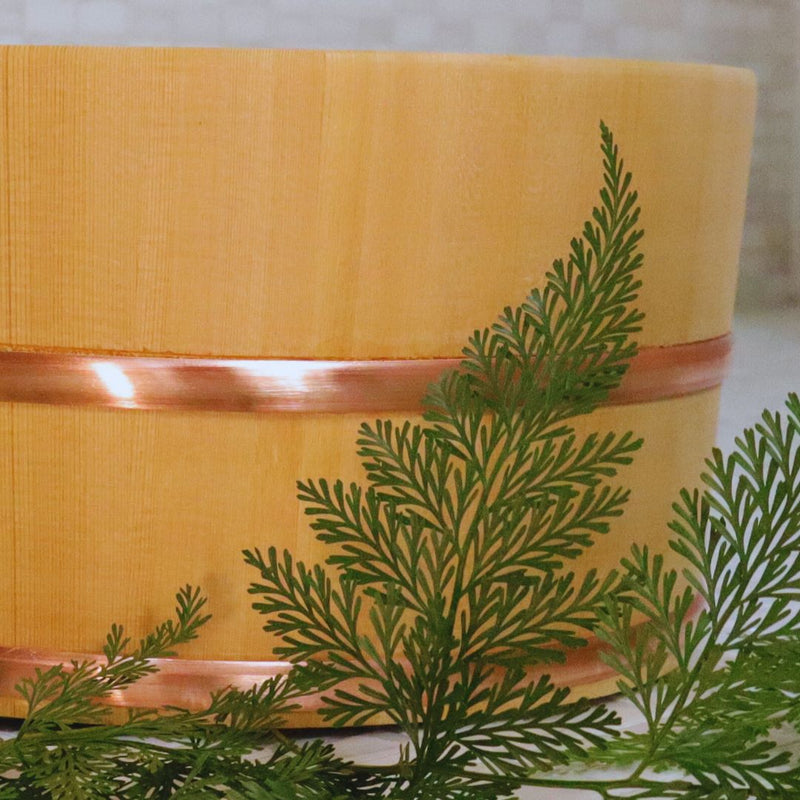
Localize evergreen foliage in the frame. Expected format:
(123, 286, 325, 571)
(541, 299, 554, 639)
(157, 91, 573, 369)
(1, 125, 798, 799)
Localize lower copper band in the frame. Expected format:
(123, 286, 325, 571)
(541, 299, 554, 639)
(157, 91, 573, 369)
(0, 335, 730, 413)
(0, 594, 706, 714)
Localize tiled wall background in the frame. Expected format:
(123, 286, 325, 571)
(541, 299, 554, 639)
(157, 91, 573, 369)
(2, 0, 798, 309)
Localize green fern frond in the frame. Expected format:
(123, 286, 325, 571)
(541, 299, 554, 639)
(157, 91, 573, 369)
(245, 122, 645, 794)
(6, 124, 798, 800)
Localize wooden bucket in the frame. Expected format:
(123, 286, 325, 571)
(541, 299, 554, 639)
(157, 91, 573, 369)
(0, 48, 755, 721)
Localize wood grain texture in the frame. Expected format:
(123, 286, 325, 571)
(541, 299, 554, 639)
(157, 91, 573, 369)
(0, 390, 719, 724)
(0, 48, 756, 717)
(0, 49, 755, 356)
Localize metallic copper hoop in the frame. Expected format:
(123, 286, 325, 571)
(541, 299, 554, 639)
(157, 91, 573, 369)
(0, 592, 706, 714)
(0, 334, 731, 414)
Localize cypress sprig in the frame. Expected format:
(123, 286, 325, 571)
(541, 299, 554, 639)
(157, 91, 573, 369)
(1, 125, 799, 799)
(244, 122, 645, 795)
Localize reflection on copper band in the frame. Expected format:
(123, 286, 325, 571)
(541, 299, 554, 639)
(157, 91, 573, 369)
(0, 593, 705, 713)
(0, 335, 731, 413)
(0, 648, 295, 713)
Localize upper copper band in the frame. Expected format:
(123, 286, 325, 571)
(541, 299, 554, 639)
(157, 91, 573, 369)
(0, 335, 731, 414)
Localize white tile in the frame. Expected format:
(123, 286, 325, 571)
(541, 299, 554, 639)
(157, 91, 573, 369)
(620, 0, 682, 27)
(470, 14, 516, 52)
(544, 19, 585, 54)
(433, 0, 481, 12)
(159, 1, 223, 44)
(0, 0, 24, 28)
(24, 0, 76, 37)
(581, 0, 618, 24)
(356, 15, 396, 48)
(745, 2, 779, 31)
(220, 3, 271, 44)
(550, 0, 585, 20)
(718, 309, 800, 451)
(269, 0, 393, 13)
(77, 0, 127, 34)
(508, 0, 552, 22)
(268, 14, 359, 50)
(392, 12, 437, 49)
(613, 23, 688, 61)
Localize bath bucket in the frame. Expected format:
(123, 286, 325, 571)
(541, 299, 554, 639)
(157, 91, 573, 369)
(0, 48, 755, 723)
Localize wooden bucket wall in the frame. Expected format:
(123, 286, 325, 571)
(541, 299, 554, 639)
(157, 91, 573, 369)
(0, 48, 756, 720)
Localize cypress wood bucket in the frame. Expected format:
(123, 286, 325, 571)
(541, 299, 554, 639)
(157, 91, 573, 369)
(0, 48, 755, 723)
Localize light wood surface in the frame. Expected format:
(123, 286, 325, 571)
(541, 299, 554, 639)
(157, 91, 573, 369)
(0, 48, 754, 355)
(0, 48, 756, 718)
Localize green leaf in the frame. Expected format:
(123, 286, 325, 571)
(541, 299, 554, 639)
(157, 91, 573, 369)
(247, 122, 645, 790)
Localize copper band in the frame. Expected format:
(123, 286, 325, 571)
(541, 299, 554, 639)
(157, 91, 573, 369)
(0, 647, 296, 713)
(0, 335, 730, 413)
(0, 594, 706, 714)
(0, 634, 647, 712)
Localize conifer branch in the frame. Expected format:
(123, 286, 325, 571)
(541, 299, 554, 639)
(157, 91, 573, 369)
(2, 125, 798, 800)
